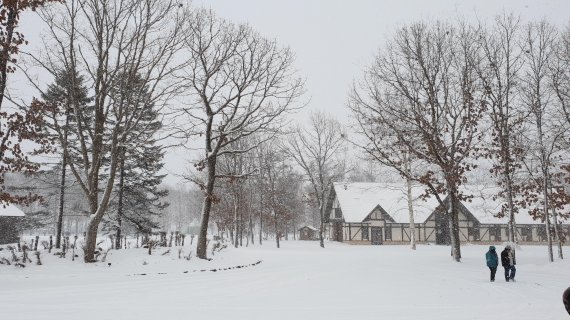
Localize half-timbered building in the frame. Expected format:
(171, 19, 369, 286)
(324, 182, 569, 245)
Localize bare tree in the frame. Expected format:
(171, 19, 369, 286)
(29, 0, 186, 262)
(551, 23, 570, 126)
(285, 111, 346, 248)
(178, 9, 304, 259)
(349, 21, 486, 262)
(215, 138, 257, 248)
(520, 21, 566, 262)
(476, 14, 526, 244)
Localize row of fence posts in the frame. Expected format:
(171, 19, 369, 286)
(11, 231, 194, 258)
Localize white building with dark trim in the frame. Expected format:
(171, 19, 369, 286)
(324, 182, 569, 245)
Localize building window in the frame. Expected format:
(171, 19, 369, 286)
(490, 226, 501, 241)
(520, 226, 532, 241)
(385, 226, 392, 241)
(537, 225, 547, 241)
(362, 226, 369, 240)
(468, 226, 480, 241)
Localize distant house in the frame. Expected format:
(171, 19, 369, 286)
(324, 182, 568, 245)
(298, 225, 319, 241)
(0, 203, 25, 245)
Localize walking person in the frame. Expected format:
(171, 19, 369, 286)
(485, 246, 498, 282)
(501, 245, 516, 282)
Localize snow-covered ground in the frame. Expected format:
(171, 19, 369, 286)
(1, 241, 569, 320)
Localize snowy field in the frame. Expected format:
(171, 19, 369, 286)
(1, 241, 569, 320)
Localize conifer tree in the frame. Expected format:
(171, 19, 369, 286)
(105, 72, 169, 248)
(41, 68, 91, 248)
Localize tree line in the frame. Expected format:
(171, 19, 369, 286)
(1, 0, 316, 262)
(349, 14, 570, 262)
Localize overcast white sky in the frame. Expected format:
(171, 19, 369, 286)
(195, 0, 570, 121)
(157, 0, 569, 186)
(16, 0, 570, 186)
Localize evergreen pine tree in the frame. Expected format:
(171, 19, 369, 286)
(104, 72, 169, 248)
(41, 68, 92, 248)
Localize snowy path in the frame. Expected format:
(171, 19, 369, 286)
(1, 242, 569, 319)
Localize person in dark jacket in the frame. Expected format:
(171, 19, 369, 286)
(562, 287, 570, 314)
(485, 246, 499, 282)
(501, 245, 516, 282)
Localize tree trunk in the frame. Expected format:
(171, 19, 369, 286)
(238, 190, 243, 247)
(0, 7, 17, 110)
(249, 189, 254, 245)
(448, 187, 461, 262)
(502, 142, 517, 244)
(233, 184, 239, 248)
(537, 116, 554, 262)
(55, 157, 67, 249)
(83, 216, 101, 262)
(318, 197, 325, 248)
(550, 197, 564, 259)
(274, 208, 280, 249)
(548, 182, 563, 259)
(115, 154, 125, 250)
(259, 167, 263, 245)
(405, 155, 416, 250)
(55, 111, 71, 249)
(542, 171, 553, 262)
(197, 156, 216, 259)
(406, 177, 416, 250)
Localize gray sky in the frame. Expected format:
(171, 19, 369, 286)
(194, 0, 569, 121)
(159, 0, 569, 186)
(15, 0, 570, 186)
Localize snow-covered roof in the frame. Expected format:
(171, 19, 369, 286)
(333, 182, 437, 223)
(333, 182, 555, 225)
(299, 226, 318, 231)
(0, 203, 25, 217)
(461, 185, 548, 225)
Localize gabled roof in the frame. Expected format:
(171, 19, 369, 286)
(332, 182, 437, 223)
(332, 182, 555, 225)
(0, 203, 25, 217)
(298, 225, 318, 231)
(460, 185, 547, 225)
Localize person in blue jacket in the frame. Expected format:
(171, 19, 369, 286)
(485, 246, 499, 282)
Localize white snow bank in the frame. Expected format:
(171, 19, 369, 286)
(0, 241, 568, 320)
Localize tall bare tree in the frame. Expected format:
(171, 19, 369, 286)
(476, 14, 526, 244)
(285, 111, 346, 248)
(551, 24, 570, 126)
(178, 9, 303, 259)
(349, 21, 486, 262)
(520, 21, 566, 262)
(30, 0, 186, 262)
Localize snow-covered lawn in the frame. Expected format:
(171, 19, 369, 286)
(1, 241, 568, 320)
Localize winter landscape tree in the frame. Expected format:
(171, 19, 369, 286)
(33, 0, 186, 262)
(105, 72, 169, 249)
(519, 21, 568, 262)
(349, 21, 487, 262)
(285, 111, 346, 248)
(41, 68, 91, 248)
(475, 14, 526, 244)
(178, 9, 304, 259)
